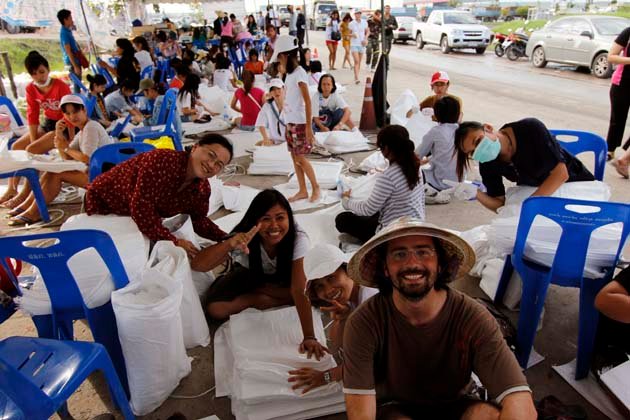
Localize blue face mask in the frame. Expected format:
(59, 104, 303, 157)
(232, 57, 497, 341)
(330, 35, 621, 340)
(471, 136, 501, 163)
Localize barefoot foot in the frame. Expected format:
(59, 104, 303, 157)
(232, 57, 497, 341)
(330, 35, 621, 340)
(288, 191, 309, 202)
(0, 195, 26, 210)
(0, 190, 17, 206)
(309, 187, 321, 203)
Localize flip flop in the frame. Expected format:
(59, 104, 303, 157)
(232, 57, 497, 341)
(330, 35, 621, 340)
(7, 215, 39, 227)
(6, 207, 27, 218)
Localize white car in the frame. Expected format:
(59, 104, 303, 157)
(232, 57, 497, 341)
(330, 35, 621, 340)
(392, 16, 417, 43)
(412, 10, 492, 54)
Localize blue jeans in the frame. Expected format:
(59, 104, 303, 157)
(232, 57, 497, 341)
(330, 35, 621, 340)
(313, 108, 345, 132)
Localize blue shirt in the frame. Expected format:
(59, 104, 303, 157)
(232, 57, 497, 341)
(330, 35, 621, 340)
(60, 26, 79, 66)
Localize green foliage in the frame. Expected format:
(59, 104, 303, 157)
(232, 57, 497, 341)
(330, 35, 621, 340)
(488, 19, 547, 34)
(0, 39, 65, 73)
(515, 6, 529, 17)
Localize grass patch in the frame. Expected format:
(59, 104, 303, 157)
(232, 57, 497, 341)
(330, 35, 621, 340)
(0, 38, 65, 73)
(488, 19, 548, 34)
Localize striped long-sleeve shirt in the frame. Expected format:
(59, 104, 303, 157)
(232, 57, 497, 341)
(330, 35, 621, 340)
(343, 163, 425, 230)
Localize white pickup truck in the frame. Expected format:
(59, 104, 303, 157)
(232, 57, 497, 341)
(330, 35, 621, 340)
(412, 10, 492, 54)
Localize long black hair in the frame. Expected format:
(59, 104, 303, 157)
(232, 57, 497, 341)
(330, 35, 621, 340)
(376, 125, 421, 189)
(116, 38, 135, 59)
(132, 36, 150, 52)
(241, 69, 255, 94)
(178, 73, 201, 108)
(231, 189, 296, 282)
(86, 74, 107, 92)
(454, 121, 484, 181)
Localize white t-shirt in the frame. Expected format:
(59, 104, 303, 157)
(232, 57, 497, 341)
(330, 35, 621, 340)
(134, 50, 153, 72)
(213, 69, 234, 92)
(311, 91, 348, 117)
(268, 9, 280, 27)
(68, 120, 113, 157)
(233, 225, 310, 275)
(326, 19, 340, 41)
(255, 100, 286, 143)
(282, 66, 309, 124)
(176, 92, 194, 116)
(308, 71, 323, 87)
(349, 19, 368, 47)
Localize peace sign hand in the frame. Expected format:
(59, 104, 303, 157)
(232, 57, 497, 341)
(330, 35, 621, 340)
(320, 300, 352, 321)
(228, 224, 260, 254)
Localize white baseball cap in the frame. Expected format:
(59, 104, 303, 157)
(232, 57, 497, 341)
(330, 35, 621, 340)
(60, 94, 86, 108)
(268, 78, 284, 91)
(270, 34, 299, 63)
(303, 244, 352, 300)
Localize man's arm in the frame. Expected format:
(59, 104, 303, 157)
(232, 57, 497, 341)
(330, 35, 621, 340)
(499, 391, 537, 420)
(595, 279, 630, 323)
(345, 394, 376, 420)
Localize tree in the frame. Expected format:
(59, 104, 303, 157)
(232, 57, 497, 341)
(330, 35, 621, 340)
(515, 6, 529, 17)
(448, 0, 460, 8)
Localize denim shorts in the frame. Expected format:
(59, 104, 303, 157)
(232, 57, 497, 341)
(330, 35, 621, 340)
(351, 45, 366, 54)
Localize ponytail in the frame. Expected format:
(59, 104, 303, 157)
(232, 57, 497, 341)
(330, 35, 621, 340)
(376, 125, 420, 189)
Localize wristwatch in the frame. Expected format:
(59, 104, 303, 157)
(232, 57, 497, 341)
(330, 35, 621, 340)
(323, 370, 332, 384)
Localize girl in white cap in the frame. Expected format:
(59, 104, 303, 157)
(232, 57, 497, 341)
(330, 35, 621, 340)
(255, 78, 286, 145)
(288, 244, 377, 393)
(271, 35, 321, 202)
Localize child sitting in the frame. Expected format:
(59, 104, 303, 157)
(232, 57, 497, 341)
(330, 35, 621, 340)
(244, 48, 264, 75)
(255, 78, 285, 145)
(312, 74, 356, 132)
(213, 54, 236, 92)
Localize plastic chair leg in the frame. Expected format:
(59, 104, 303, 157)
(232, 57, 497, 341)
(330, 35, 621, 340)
(494, 256, 513, 305)
(22, 171, 50, 223)
(575, 277, 608, 379)
(97, 352, 135, 419)
(515, 272, 550, 369)
(86, 302, 130, 397)
(32, 315, 73, 340)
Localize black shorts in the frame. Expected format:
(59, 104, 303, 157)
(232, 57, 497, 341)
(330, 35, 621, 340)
(206, 264, 288, 304)
(40, 118, 59, 133)
(376, 398, 489, 420)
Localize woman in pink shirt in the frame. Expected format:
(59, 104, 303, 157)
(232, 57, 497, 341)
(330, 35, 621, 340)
(231, 70, 264, 131)
(1, 51, 72, 207)
(221, 15, 234, 48)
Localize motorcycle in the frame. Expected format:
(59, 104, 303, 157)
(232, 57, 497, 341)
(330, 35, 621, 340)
(504, 31, 529, 61)
(492, 33, 507, 57)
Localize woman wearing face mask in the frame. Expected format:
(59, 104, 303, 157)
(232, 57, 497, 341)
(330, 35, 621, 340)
(454, 118, 595, 213)
(193, 189, 329, 361)
(1, 51, 71, 208)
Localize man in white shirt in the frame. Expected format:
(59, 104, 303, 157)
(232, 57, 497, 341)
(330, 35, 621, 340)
(288, 5, 298, 36)
(348, 9, 369, 84)
(267, 6, 280, 33)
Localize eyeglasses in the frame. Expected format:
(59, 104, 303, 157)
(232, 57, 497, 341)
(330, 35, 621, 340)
(388, 248, 436, 262)
(207, 149, 227, 172)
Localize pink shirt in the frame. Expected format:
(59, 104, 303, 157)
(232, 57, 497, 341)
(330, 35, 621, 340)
(234, 87, 264, 126)
(221, 21, 234, 37)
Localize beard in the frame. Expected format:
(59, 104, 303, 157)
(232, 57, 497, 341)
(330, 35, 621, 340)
(391, 267, 437, 302)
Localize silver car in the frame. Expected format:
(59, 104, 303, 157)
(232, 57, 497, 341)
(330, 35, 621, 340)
(525, 15, 630, 78)
(392, 16, 417, 43)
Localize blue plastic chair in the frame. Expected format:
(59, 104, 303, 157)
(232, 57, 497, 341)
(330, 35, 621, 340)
(77, 93, 96, 117)
(0, 229, 132, 394)
(129, 89, 182, 151)
(68, 72, 89, 94)
(93, 64, 116, 90)
(0, 169, 50, 223)
(140, 65, 154, 81)
(550, 129, 607, 181)
(157, 58, 171, 85)
(0, 95, 26, 149)
(109, 113, 132, 139)
(494, 197, 630, 379)
(0, 336, 134, 419)
(89, 142, 155, 182)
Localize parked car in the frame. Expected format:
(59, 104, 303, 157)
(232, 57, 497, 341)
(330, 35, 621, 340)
(278, 6, 290, 27)
(308, 1, 338, 31)
(525, 15, 630, 78)
(412, 10, 492, 54)
(393, 16, 418, 43)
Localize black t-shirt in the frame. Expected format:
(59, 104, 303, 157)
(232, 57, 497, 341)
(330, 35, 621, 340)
(614, 27, 630, 87)
(117, 56, 140, 90)
(596, 266, 630, 353)
(479, 118, 594, 197)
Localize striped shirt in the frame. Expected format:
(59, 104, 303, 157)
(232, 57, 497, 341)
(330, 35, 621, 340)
(343, 163, 425, 230)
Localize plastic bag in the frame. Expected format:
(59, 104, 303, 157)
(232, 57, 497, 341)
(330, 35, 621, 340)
(111, 267, 191, 415)
(314, 131, 370, 154)
(387, 89, 418, 126)
(404, 112, 437, 148)
(358, 151, 388, 173)
(17, 215, 149, 316)
(147, 241, 210, 348)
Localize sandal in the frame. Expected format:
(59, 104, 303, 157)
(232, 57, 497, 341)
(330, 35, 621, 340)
(4, 207, 27, 218)
(7, 214, 39, 227)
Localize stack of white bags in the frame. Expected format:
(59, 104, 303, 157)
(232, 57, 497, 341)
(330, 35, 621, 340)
(248, 144, 295, 176)
(314, 131, 370, 154)
(215, 307, 346, 420)
(287, 160, 345, 190)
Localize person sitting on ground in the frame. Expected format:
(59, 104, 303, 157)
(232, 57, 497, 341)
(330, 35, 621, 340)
(182, 50, 202, 76)
(86, 134, 233, 257)
(86, 74, 111, 128)
(169, 62, 189, 89)
(312, 74, 356, 132)
(336, 125, 425, 243)
(264, 25, 278, 62)
(453, 118, 595, 212)
(105, 78, 138, 120)
(410, 71, 463, 121)
(416, 96, 460, 205)
(255, 78, 286, 146)
(136, 78, 164, 126)
(132, 36, 155, 73)
(231, 70, 264, 131)
(98, 38, 140, 90)
(593, 265, 630, 375)
(288, 244, 378, 393)
(266, 61, 285, 80)
(308, 60, 324, 86)
(342, 217, 537, 420)
(192, 189, 329, 361)
(0, 51, 71, 208)
(177, 73, 212, 122)
(213, 54, 236, 92)
(201, 46, 221, 83)
(244, 48, 264, 75)
(8, 95, 113, 226)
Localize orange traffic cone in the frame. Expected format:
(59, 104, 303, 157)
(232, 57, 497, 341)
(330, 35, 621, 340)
(359, 77, 376, 131)
(312, 47, 319, 60)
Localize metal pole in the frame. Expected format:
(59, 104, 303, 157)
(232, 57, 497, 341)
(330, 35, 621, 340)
(380, 0, 387, 125)
(303, 0, 309, 46)
(1, 52, 17, 99)
(79, 0, 98, 61)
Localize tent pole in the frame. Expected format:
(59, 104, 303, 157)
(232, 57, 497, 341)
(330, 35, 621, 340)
(303, 0, 309, 46)
(381, 0, 387, 125)
(79, 0, 98, 61)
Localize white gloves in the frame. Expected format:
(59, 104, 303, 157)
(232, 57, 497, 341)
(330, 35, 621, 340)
(443, 180, 481, 201)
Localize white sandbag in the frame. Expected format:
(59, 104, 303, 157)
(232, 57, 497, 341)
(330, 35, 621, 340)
(226, 131, 263, 158)
(314, 131, 370, 154)
(404, 112, 437, 148)
(358, 151, 388, 173)
(388, 89, 418, 126)
(479, 257, 523, 310)
(208, 176, 224, 215)
(0, 150, 86, 173)
(287, 160, 344, 190)
(199, 85, 240, 118)
(147, 241, 210, 348)
(17, 214, 150, 316)
(181, 119, 232, 135)
(222, 184, 262, 212)
(163, 214, 216, 296)
(248, 144, 294, 176)
(111, 267, 191, 416)
(338, 173, 378, 201)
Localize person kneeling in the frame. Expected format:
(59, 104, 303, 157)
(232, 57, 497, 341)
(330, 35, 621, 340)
(312, 74, 356, 133)
(288, 244, 377, 393)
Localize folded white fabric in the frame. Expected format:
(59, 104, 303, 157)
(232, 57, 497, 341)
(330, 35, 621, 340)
(314, 131, 370, 154)
(226, 131, 265, 159)
(0, 150, 86, 174)
(248, 144, 294, 176)
(287, 160, 344, 189)
(274, 182, 340, 210)
(199, 85, 240, 118)
(181, 119, 232, 136)
(388, 89, 418, 126)
(358, 151, 388, 173)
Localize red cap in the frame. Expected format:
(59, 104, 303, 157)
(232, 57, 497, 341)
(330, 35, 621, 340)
(430, 71, 450, 85)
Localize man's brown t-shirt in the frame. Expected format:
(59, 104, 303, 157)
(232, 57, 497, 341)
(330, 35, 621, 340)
(420, 94, 463, 121)
(342, 288, 529, 404)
